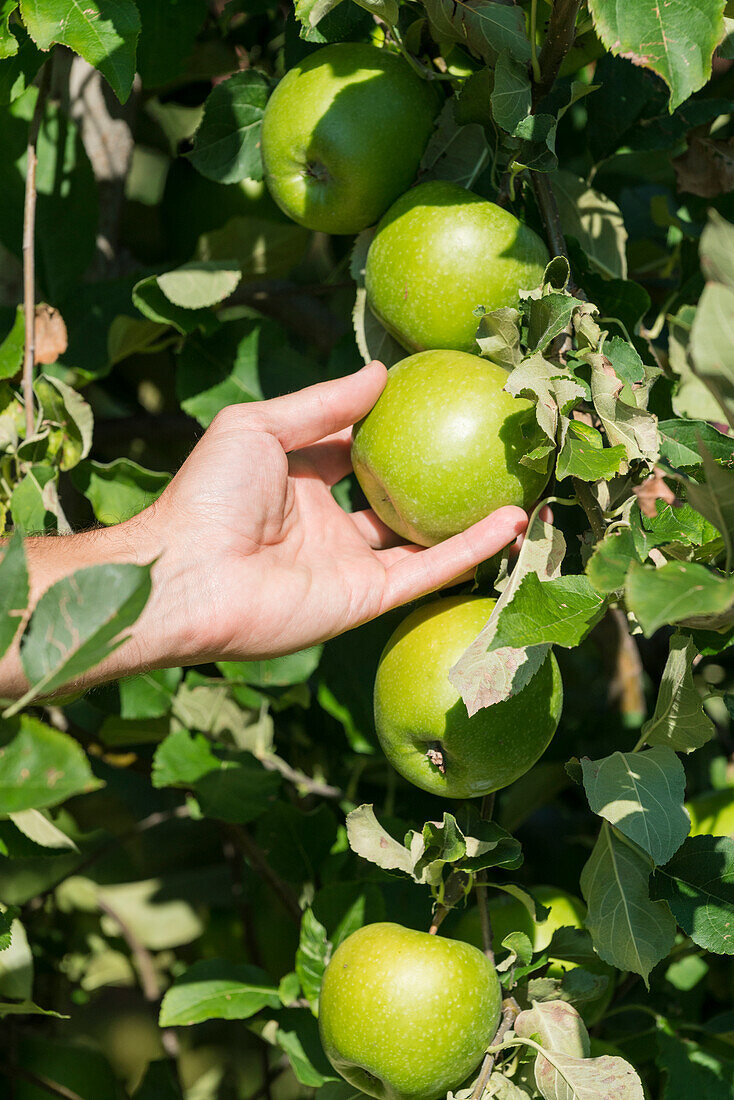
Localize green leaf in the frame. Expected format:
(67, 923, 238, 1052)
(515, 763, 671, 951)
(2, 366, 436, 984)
(294, 0, 344, 29)
(0, 914, 31, 999)
(296, 909, 331, 1013)
(658, 419, 733, 467)
(176, 316, 320, 429)
(152, 729, 219, 788)
(0, 530, 27, 662)
(686, 443, 734, 572)
(194, 753, 281, 823)
(513, 113, 558, 172)
(450, 509, 565, 713)
(107, 315, 171, 366)
(551, 171, 628, 279)
(15, 562, 152, 705)
(581, 747, 689, 866)
(651, 835, 734, 955)
(188, 70, 269, 183)
(71, 458, 170, 526)
(526, 293, 586, 352)
(345, 805, 414, 876)
(33, 374, 93, 471)
(655, 1023, 734, 1100)
(491, 48, 531, 132)
(422, 0, 531, 65)
(0, 306, 23, 379)
(586, 528, 640, 594)
(9, 464, 58, 534)
(475, 306, 522, 369)
(219, 647, 322, 688)
(589, 355, 660, 465)
(132, 275, 211, 335)
(157, 261, 241, 311)
(119, 667, 182, 721)
(580, 822, 676, 984)
(159, 960, 280, 1026)
(690, 278, 734, 428)
(489, 574, 607, 650)
(266, 1009, 336, 1087)
(9, 808, 77, 851)
(515, 1000, 590, 1060)
(418, 102, 490, 191)
(639, 633, 715, 753)
(556, 422, 627, 483)
(19, 0, 141, 103)
(625, 561, 734, 637)
(505, 352, 586, 444)
(588, 0, 725, 111)
(197, 215, 310, 282)
(0, 1, 19, 58)
(0, 715, 101, 813)
(0, 906, 15, 951)
(700, 208, 734, 289)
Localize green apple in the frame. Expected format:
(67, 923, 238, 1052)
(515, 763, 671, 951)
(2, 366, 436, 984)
(365, 180, 549, 351)
(374, 596, 562, 799)
(687, 789, 734, 838)
(455, 886, 614, 1024)
(319, 922, 501, 1100)
(351, 349, 551, 547)
(261, 43, 439, 235)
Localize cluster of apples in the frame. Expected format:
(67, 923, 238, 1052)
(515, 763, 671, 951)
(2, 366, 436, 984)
(261, 42, 566, 1100)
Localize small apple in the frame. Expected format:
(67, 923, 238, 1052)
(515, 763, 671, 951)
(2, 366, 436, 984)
(261, 43, 439, 234)
(318, 922, 501, 1100)
(365, 180, 549, 352)
(374, 596, 562, 799)
(351, 349, 551, 547)
(455, 886, 614, 1025)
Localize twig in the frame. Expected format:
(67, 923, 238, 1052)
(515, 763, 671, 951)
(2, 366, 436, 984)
(533, 0, 584, 103)
(572, 478, 606, 543)
(0, 1063, 85, 1100)
(222, 831, 274, 1100)
(470, 999, 520, 1100)
(531, 174, 569, 264)
(429, 870, 470, 935)
(229, 824, 302, 926)
(476, 793, 496, 967)
(22, 62, 50, 439)
(98, 897, 180, 1059)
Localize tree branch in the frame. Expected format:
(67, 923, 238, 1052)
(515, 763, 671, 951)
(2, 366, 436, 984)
(0, 1063, 85, 1100)
(533, 0, 584, 103)
(572, 478, 606, 542)
(531, 173, 569, 264)
(475, 792, 496, 967)
(470, 999, 520, 1100)
(229, 824, 303, 926)
(22, 62, 50, 439)
(97, 896, 180, 1060)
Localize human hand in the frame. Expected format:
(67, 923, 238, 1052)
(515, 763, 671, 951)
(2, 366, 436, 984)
(138, 361, 528, 667)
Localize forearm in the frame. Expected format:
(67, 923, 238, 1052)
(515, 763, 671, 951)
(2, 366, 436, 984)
(0, 511, 198, 701)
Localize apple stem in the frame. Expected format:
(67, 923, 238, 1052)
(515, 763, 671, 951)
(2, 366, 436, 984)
(470, 999, 520, 1100)
(426, 744, 446, 774)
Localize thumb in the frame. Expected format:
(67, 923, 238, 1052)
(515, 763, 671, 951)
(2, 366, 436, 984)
(247, 361, 387, 452)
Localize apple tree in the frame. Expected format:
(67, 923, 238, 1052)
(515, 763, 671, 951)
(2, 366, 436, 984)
(0, 0, 732, 1097)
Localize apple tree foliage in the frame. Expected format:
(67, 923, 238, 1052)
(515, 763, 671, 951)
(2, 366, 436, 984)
(0, 0, 733, 1097)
